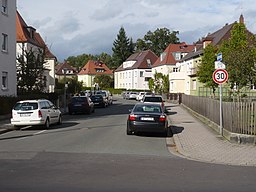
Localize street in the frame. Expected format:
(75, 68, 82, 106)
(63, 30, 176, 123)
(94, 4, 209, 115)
(0, 96, 256, 192)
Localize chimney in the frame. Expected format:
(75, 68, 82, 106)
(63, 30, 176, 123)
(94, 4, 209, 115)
(239, 14, 244, 24)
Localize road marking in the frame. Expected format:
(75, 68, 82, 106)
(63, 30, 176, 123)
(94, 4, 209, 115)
(34, 130, 46, 135)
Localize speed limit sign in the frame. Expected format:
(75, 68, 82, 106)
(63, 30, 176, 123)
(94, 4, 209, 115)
(212, 69, 228, 84)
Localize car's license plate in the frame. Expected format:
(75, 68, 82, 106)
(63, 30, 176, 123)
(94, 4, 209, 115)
(94, 103, 99, 105)
(74, 104, 82, 106)
(141, 117, 154, 121)
(20, 113, 30, 117)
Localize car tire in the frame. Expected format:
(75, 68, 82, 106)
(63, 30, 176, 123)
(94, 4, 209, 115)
(44, 118, 50, 129)
(57, 115, 62, 125)
(126, 126, 133, 135)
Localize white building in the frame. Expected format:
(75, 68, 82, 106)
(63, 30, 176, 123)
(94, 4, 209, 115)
(16, 11, 56, 93)
(114, 50, 158, 90)
(0, 0, 17, 96)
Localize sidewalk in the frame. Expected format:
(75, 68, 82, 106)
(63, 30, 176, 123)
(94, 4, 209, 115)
(166, 103, 256, 166)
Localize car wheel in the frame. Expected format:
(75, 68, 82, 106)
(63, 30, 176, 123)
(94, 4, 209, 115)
(57, 115, 62, 125)
(44, 118, 50, 129)
(126, 126, 133, 135)
(69, 110, 73, 115)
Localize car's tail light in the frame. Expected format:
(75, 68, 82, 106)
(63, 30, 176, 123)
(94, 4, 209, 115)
(159, 115, 166, 122)
(129, 114, 136, 121)
(38, 110, 43, 118)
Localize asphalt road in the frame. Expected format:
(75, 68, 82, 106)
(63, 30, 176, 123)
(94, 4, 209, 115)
(0, 96, 256, 192)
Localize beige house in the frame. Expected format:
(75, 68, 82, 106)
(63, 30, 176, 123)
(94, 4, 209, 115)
(78, 60, 113, 87)
(152, 42, 194, 76)
(16, 11, 57, 93)
(169, 15, 247, 95)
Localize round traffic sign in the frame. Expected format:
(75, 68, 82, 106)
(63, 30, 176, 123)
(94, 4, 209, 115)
(212, 69, 228, 84)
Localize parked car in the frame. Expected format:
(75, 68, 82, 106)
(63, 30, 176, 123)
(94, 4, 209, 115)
(95, 90, 113, 105)
(136, 92, 145, 101)
(68, 96, 95, 115)
(90, 94, 108, 108)
(10, 99, 62, 128)
(142, 95, 166, 112)
(126, 102, 172, 136)
(126, 92, 139, 100)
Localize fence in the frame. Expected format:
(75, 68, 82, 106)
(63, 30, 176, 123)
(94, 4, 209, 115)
(182, 94, 256, 135)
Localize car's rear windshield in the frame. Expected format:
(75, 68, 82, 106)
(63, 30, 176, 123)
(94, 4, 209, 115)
(71, 97, 87, 103)
(144, 97, 162, 102)
(91, 95, 102, 99)
(14, 102, 38, 111)
(134, 105, 162, 113)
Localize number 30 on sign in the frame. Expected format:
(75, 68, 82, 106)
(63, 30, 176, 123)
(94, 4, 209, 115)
(212, 69, 228, 84)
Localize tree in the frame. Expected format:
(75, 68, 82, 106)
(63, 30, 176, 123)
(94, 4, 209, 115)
(197, 44, 219, 96)
(148, 72, 169, 94)
(136, 28, 180, 56)
(219, 22, 256, 92)
(16, 48, 46, 94)
(112, 27, 134, 69)
(94, 75, 114, 89)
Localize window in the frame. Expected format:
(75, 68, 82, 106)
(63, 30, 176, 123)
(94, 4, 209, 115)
(192, 80, 197, 90)
(2, 33, 8, 51)
(173, 68, 179, 72)
(160, 52, 167, 61)
(140, 71, 143, 77)
(173, 52, 181, 60)
(2, 71, 8, 90)
(2, 0, 7, 14)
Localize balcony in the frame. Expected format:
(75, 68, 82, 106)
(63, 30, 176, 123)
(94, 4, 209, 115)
(187, 67, 197, 76)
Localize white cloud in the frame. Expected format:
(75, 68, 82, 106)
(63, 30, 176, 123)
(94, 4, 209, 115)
(17, 0, 256, 62)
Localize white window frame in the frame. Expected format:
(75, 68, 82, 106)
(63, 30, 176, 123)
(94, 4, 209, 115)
(2, 0, 7, 14)
(2, 71, 8, 90)
(2, 33, 8, 52)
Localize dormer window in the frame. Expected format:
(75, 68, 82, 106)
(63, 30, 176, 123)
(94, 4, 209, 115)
(146, 59, 152, 67)
(160, 52, 167, 62)
(26, 26, 36, 40)
(96, 68, 105, 73)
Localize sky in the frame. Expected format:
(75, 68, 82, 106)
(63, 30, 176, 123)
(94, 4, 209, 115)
(17, 0, 256, 62)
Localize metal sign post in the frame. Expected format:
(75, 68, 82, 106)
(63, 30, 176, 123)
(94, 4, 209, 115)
(213, 68, 228, 136)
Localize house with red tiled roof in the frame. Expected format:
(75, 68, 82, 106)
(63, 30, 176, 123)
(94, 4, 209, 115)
(114, 50, 158, 90)
(0, 0, 16, 96)
(169, 15, 249, 95)
(152, 42, 194, 75)
(55, 62, 78, 80)
(16, 10, 57, 93)
(77, 60, 113, 87)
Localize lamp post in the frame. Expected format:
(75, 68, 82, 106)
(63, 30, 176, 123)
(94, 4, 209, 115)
(63, 68, 67, 113)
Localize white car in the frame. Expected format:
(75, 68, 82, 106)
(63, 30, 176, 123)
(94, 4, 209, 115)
(11, 99, 62, 128)
(136, 92, 145, 101)
(142, 95, 166, 112)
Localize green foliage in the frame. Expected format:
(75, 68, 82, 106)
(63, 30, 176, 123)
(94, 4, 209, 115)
(219, 22, 256, 91)
(66, 53, 115, 69)
(16, 48, 46, 95)
(94, 74, 114, 89)
(112, 27, 134, 69)
(136, 28, 180, 56)
(148, 72, 169, 94)
(197, 44, 218, 94)
(56, 77, 83, 95)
